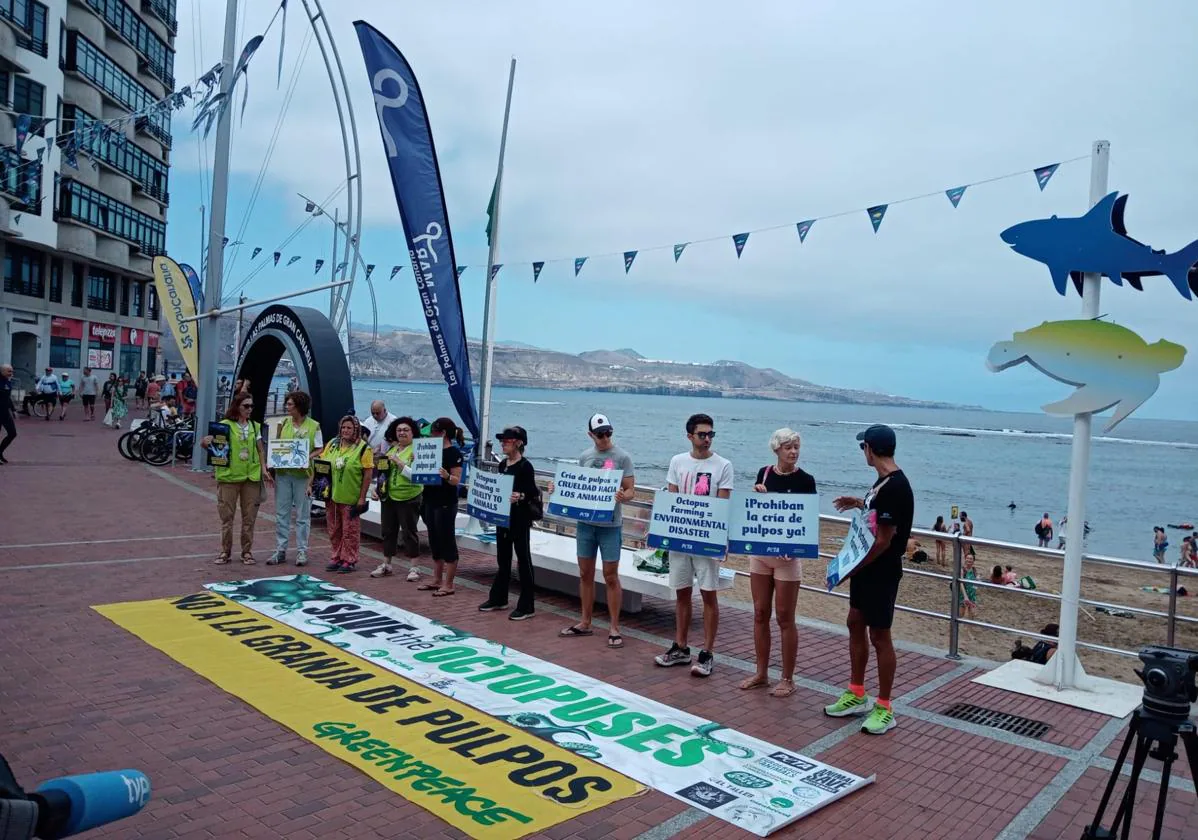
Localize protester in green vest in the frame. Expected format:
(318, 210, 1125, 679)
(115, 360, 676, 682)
(268, 390, 324, 567)
(319, 414, 373, 573)
(200, 392, 272, 564)
(370, 416, 424, 582)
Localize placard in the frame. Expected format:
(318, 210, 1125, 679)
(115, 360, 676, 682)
(646, 492, 730, 558)
(206, 421, 229, 467)
(826, 510, 876, 590)
(410, 438, 442, 485)
(267, 437, 310, 470)
(728, 493, 820, 558)
(548, 464, 621, 523)
(310, 459, 332, 502)
(466, 471, 514, 527)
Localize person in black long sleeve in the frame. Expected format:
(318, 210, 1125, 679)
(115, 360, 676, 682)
(480, 425, 541, 620)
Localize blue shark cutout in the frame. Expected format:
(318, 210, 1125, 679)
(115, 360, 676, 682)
(1001, 192, 1198, 300)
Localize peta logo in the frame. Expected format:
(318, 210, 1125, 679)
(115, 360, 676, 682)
(122, 773, 151, 806)
(372, 68, 410, 158)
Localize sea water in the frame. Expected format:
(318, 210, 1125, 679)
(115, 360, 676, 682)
(346, 380, 1197, 562)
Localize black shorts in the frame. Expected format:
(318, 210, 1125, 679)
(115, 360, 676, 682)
(81, 395, 96, 407)
(849, 567, 903, 630)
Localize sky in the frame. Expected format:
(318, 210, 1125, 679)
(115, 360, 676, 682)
(167, 0, 1198, 420)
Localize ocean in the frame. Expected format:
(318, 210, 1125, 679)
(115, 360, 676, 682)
(342, 379, 1197, 562)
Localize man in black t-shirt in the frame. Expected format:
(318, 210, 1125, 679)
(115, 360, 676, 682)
(828, 424, 914, 736)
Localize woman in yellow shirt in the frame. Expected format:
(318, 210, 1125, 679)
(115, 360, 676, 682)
(200, 392, 273, 564)
(318, 414, 373, 573)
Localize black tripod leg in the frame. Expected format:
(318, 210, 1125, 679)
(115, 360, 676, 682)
(1089, 721, 1137, 832)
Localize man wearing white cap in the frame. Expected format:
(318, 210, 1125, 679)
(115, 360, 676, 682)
(556, 413, 636, 648)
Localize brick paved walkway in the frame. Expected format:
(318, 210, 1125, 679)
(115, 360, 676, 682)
(1, 417, 1195, 839)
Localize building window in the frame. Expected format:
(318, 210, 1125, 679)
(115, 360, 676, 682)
(87, 269, 115, 312)
(81, 0, 175, 88)
(71, 263, 83, 306)
(49, 257, 62, 302)
(58, 104, 169, 204)
(55, 178, 167, 256)
(12, 76, 44, 117)
(3, 243, 44, 297)
(49, 337, 81, 368)
(131, 280, 143, 316)
(60, 32, 171, 147)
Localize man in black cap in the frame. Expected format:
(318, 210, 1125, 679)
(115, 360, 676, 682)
(827, 424, 914, 735)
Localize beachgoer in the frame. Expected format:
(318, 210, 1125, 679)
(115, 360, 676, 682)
(0, 364, 16, 463)
(654, 413, 734, 678)
(933, 515, 949, 565)
(481, 426, 542, 620)
(1152, 526, 1169, 564)
(740, 427, 815, 698)
(320, 415, 373, 573)
(370, 416, 425, 582)
(421, 418, 464, 595)
(200, 392, 272, 565)
(828, 424, 914, 736)
(362, 400, 398, 457)
(1035, 512, 1054, 548)
(55, 372, 74, 420)
(78, 367, 99, 421)
(555, 413, 636, 648)
(269, 390, 323, 567)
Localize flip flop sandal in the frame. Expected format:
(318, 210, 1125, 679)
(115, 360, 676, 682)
(417, 583, 440, 591)
(770, 680, 797, 698)
(559, 626, 594, 638)
(432, 589, 455, 597)
(607, 634, 624, 649)
(739, 675, 769, 691)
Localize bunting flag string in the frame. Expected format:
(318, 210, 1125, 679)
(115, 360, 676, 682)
(867, 204, 888, 234)
(532, 261, 544, 282)
(732, 232, 750, 258)
(673, 243, 688, 262)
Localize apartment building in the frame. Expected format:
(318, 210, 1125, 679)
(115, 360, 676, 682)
(0, 0, 175, 388)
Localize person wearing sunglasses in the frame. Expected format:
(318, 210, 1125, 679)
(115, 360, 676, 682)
(654, 413, 733, 677)
(201, 393, 272, 565)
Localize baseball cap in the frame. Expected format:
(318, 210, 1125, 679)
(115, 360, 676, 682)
(856, 424, 897, 455)
(588, 413, 613, 434)
(496, 425, 528, 445)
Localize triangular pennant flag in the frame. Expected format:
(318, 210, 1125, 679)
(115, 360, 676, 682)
(1034, 164, 1059, 191)
(532, 261, 544, 282)
(286, 255, 301, 267)
(272, 251, 282, 266)
(867, 204, 888, 233)
(623, 251, 637, 274)
(490, 264, 503, 281)
(251, 247, 262, 260)
(456, 266, 466, 278)
(733, 232, 750, 259)
(314, 259, 325, 275)
(945, 186, 967, 208)
(673, 243, 688, 262)
(365, 264, 376, 279)
(574, 257, 587, 277)
(796, 220, 815, 243)
(389, 265, 402, 280)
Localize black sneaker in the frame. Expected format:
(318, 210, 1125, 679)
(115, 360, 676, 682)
(654, 643, 692, 667)
(509, 609, 535, 621)
(478, 601, 508, 612)
(691, 649, 714, 677)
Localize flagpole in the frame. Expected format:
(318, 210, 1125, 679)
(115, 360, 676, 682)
(478, 57, 516, 463)
(191, 0, 240, 470)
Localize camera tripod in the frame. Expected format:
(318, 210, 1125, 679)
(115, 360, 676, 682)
(1082, 708, 1198, 840)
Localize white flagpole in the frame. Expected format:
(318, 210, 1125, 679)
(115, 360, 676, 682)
(477, 57, 516, 463)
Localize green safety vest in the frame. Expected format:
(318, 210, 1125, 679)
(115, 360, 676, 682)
(384, 445, 423, 503)
(215, 419, 262, 484)
(323, 439, 370, 505)
(275, 415, 321, 478)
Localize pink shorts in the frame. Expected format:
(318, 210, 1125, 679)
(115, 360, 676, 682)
(748, 556, 801, 582)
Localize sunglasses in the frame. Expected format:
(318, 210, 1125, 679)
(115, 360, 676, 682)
(693, 431, 715, 440)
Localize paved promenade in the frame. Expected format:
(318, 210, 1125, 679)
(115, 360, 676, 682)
(0, 417, 1194, 839)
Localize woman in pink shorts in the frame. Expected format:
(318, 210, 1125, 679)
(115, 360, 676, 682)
(740, 428, 817, 698)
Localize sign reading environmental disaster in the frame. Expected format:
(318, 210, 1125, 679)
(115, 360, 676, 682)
(547, 464, 621, 523)
(728, 493, 820, 558)
(466, 471, 513, 527)
(826, 509, 876, 590)
(190, 576, 873, 835)
(647, 492, 730, 557)
(409, 438, 443, 485)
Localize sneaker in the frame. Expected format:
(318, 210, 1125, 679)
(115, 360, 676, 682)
(325, 561, 343, 572)
(509, 609, 535, 621)
(295, 553, 308, 567)
(824, 690, 872, 718)
(478, 601, 508, 612)
(405, 567, 420, 582)
(861, 704, 897, 735)
(266, 552, 286, 566)
(654, 643, 692, 667)
(370, 563, 393, 578)
(691, 649, 714, 677)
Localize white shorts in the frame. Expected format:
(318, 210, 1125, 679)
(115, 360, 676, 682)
(668, 553, 722, 592)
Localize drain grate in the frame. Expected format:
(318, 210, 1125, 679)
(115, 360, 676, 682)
(941, 703, 1051, 739)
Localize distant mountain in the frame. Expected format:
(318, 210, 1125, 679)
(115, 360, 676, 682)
(349, 329, 964, 409)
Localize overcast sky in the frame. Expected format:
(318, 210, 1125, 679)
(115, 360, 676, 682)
(168, 1, 1198, 420)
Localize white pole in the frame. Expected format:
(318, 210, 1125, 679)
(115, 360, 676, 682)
(1046, 139, 1110, 691)
(191, 0, 239, 470)
(477, 57, 516, 462)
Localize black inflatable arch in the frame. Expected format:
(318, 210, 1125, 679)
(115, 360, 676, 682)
(235, 304, 353, 443)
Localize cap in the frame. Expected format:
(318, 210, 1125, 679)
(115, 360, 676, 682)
(856, 424, 896, 455)
(496, 425, 528, 445)
(588, 413, 613, 434)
